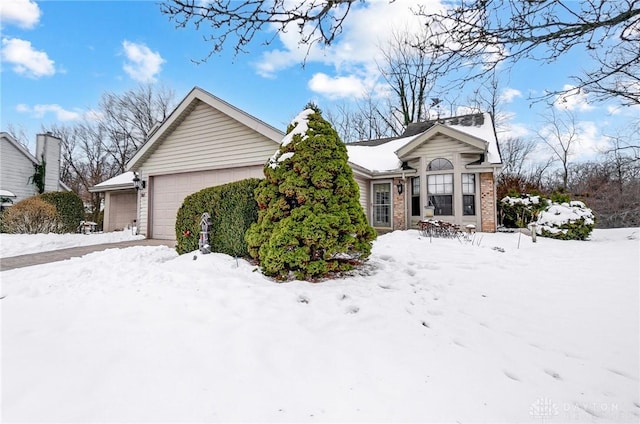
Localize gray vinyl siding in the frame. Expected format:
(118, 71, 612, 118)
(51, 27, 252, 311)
(140, 101, 278, 175)
(411, 134, 481, 161)
(135, 101, 280, 237)
(353, 175, 369, 221)
(0, 137, 37, 203)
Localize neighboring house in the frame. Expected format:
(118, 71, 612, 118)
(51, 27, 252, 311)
(0, 132, 68, 208)
(93, 87, 502, 240)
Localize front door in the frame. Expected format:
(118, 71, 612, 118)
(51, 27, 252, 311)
(372, 182, 391, 228)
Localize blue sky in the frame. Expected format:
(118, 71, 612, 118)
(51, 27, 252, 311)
(1, 0, 637, 161)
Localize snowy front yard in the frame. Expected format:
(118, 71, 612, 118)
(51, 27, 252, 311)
(1, 229, 639, 422)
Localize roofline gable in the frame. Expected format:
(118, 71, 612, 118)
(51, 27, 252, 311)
(1, 132, 38, 165)
(127, 86, 284, 171)
(395, 124, 488, 158)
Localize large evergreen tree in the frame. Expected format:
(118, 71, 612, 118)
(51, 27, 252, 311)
(245, 105, 376, 280)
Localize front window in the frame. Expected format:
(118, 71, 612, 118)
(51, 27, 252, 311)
(428, 173, 453, 215)
(411, 177, 420, 216)
(462, 173, 476, 215)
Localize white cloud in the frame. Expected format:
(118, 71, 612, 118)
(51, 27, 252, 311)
(537, 119, 610, 162)
(320, 0, 432, 69)
(573, 121, 611, 157)
(1, 37, 55, 78)
(496, 112, 532, 140)
(15, 103, 30, 113)
(499, 88, 522, 103)
(255, 0, 439, 98)
(16, 103, 85, 121)
(122, 40, 164, 83)
(0, 0, 41, 29)
(308, 73, 372, 99)
(554, 85, 595, 112)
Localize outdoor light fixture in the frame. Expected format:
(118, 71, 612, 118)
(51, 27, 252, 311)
(396, 181, 403, 195)
(132, 173, 146, 190)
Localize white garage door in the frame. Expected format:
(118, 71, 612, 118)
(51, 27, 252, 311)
(150, 167, 263, 240)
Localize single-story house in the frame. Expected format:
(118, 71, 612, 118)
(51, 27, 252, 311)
(0, 132, 69, 209)
(94, 87, 502, 240)
(346, 113, 502, 232)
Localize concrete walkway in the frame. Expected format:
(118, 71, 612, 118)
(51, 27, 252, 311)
(0, 239, 175, 272)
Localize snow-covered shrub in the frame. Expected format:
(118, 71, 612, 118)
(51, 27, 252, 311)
(175, 179, 260, 256)
(534, 200, 596, 240)
(245, 105, 376, 281)
(500, 192, 596, 240)
(2, 196, 61, 234)
(499, 194, 548, 228)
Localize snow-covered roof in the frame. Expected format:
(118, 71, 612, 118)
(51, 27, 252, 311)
(447, 113, 501, 164)
(90, 171, 135, 192)
(347, 112, 502, 174)
(346, 135, 418, 173)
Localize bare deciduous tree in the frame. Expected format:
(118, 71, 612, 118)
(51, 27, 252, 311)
(47, 122, 117, 222)
(416, 0, 640, 105)
(99, 84, 175, 172)
(538, 109, 580, 190)
(499, 137, 537, 177)
(325, 92, 399, 143)
(5, 124, 30, 149)
(159, 1, 639, 104)
(160, 0, 359, 60)
(40, 84, 175, 221)
(378, 28, 440, 128)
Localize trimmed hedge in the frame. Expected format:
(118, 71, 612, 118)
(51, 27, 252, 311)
(1, 196, 60, 234)
(41, 191, 85, 233)
(175, 178, 261, 256)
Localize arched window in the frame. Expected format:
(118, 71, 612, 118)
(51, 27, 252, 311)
(427, 158, 453, 171)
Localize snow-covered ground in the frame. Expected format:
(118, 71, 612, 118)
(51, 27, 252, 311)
(1, 228, 638, 422)
(0, 230, 144, 258)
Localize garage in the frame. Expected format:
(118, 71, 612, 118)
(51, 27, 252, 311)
(124, 87, 284, 240)
(149, 167, 264, 240)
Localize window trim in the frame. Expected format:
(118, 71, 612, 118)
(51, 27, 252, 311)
(427, 173, 453, 216)
(462, 174, 476, 216)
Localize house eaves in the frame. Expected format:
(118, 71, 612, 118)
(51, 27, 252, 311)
(1, 132, 38, 165)
(89, 171, 135, 193)
(126, 86, 284, 172)
(395, 124, 488, 159)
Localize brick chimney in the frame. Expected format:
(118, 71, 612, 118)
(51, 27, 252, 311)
(35, 132, 62, 192)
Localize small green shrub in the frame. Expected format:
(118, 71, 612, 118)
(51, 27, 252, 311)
(500, 192, 596, 240)
(175, 178, 261, 256)
(41, 191, 85, 233)
(2, 196, 61, 234)
(536, 201, 596, 240)
(499, 194, 548, 228)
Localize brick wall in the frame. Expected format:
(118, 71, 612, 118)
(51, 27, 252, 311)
(392, 178, 407, 230)
(480, 172, 497, 232)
